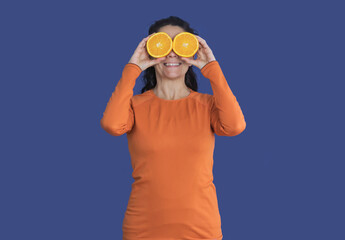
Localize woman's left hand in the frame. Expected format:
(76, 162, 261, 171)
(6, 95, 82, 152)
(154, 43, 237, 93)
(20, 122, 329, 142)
(180, 35, 216, 69)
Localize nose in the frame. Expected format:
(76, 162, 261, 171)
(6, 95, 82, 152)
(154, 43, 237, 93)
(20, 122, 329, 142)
(166, 49, 178, 58)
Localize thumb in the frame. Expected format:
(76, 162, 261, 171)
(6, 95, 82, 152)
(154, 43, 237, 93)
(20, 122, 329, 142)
(156, 57, 167, 62)
(146, 57, 166, 68)
(152, 57, 166, 65)
(180, 57, 194, 67)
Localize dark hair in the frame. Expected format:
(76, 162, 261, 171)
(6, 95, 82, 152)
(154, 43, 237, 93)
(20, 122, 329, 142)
(140, 16, 199, 94)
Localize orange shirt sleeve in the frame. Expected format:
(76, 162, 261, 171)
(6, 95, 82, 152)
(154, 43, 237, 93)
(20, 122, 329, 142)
(201, 60, 246, 136)
(100, 63, 142, 136)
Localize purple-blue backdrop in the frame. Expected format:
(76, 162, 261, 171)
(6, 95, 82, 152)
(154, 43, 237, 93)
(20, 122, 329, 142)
(1, 0, 344, 239)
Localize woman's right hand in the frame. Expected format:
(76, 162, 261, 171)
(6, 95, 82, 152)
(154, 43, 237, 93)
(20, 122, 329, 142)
(128, 33, 167, 71)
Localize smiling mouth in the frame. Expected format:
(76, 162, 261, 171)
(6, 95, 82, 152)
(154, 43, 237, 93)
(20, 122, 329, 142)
(163, 63, 182, 67)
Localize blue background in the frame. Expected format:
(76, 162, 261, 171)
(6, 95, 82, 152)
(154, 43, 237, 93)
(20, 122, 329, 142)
(1, 0, 344, 239)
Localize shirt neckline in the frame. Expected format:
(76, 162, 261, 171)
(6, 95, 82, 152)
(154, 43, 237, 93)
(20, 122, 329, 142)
(148, 88, 195, 102)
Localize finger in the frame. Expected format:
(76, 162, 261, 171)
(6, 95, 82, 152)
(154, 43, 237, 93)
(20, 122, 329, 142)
(143, 33, 154, 43)
(146, 57, 165, 68)
(139, 33, 155, 48)
(144, 33, 155, 40)
(195, 35, 206, 43)
(137, 39, 147, 49)
(195, 35, 209, 49)
(152, 56, 166, 64)
(195, 35, 203, 40)
(156, 56, 166, 61)
(196, 50, 205, 58)
(147, 32, 156, 38)
(195, 35, 204, 45)
(141, 36, 151, 46)
(180, 57, 197, 65)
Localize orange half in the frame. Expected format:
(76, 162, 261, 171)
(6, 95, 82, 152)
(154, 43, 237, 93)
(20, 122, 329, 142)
(172, 32, 199, 58)
(146, 32, 173, 58)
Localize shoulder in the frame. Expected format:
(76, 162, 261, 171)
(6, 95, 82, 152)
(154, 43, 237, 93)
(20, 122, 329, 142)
(131, 90, 154, 107)
(190, 91, 213, 109)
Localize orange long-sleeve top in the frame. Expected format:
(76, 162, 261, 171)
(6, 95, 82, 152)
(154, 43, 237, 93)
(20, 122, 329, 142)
(100, 60, 246, 240)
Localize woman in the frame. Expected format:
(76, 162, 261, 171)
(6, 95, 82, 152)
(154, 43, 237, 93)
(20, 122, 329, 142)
(100, 16, 246, 240)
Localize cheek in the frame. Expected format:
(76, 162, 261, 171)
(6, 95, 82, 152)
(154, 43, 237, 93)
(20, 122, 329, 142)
(182, 61, 192, 68)
(155, 64, 164, 73)
(182, 64, 190, 71)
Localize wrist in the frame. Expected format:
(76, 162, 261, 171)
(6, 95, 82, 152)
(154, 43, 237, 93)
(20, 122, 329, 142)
(128, 62, 142, 71)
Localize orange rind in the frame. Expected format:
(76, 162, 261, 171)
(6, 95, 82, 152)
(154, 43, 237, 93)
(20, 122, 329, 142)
(172, 32, 199, 58)
(146, 32, 173, 58)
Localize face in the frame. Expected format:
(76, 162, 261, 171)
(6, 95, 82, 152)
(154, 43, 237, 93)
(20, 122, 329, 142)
(152, 25, 193, 80)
